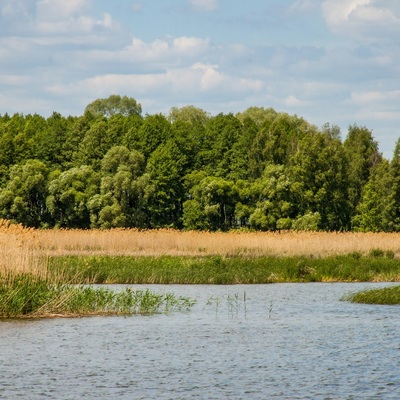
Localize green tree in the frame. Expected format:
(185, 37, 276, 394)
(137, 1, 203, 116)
(89, 146, 147, 228)
(236, 106, 277, 128)
(145, 140, 187, 227)
(248, 111, 315, 178)
(85, 95, 142, 118)
(168, 105, 210, 125)
(201, 113, 242, 177)
(73, 117, 126, 170)
(0, 160, 50, 227)
(185, 176, 238, 230)
(344, 125, 381, 213)
(289, 131, 350, 230)
(46, 166, 100, 228)
(34, 112, 70, 168)
(352, 160, 391, 232)
(248, 164, 293, 231)
(137, 114, 171, 158)
(383, 139, 400, 231)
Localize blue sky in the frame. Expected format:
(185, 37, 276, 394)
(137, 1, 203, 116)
(0, 0, 399, 158)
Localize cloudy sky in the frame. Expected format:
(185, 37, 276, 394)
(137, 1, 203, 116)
(0, 0, 399, 157)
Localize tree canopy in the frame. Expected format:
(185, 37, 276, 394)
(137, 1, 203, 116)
(84, 95, 142, 118)
(0, 98, 396, 232)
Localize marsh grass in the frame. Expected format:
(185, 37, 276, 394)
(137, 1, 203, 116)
(0, 273, 195, 318)
(342, 285, 400, 305)
(0, 220, 195, 318)
(47, 253, 400, 284)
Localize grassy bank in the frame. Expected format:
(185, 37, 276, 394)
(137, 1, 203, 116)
(47, 252, 400, 284)
(3, 221, 400, 313)
(343, 285, 400, 305)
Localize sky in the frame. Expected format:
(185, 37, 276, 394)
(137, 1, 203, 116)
(0, 0, 399, 158)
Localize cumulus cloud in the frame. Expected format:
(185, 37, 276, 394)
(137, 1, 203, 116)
(284, 95, 309, 107)
(351, 90, 400, 104)
(47, 63, 263, 98)
(321, 0, 400, 41)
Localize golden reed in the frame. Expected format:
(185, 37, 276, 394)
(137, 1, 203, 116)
(31, 227, 400, 258)
(0, 219, 48, 278)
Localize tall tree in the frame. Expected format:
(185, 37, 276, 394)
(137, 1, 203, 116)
(46, 166, 100, 228)
(0, 160, 50, 227)
(352, 160, 391, 232)
(145, 140, 187, 227)
(84, 95, 142, 118)
(343, 125, 381, 214)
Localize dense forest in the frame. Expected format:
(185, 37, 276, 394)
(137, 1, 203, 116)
(0, 95, 398, 232)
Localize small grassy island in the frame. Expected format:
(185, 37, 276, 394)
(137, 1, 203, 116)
(343, 285, 400, 305)
(1, 220, 400, 317)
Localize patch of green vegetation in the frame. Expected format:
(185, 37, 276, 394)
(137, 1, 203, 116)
(47, 253, 400, 284)
(0, 273, 195, 318)
(343, 285, 400, 305)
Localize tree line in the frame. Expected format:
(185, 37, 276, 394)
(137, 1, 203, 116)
(0, 95, 398, 232)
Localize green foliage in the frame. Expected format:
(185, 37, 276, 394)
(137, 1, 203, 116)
(168, 105, 210, 125)
(292, 212, 321, 231)
(0, 273, 194, 318)
(249, 164, 294, 231)
(0, 159, 50, 227)
(48, 254, 400, 285)
(344, 125, 381, 211)
(47, 165, 100, 228)
(0, 101, 397, 232)
(84, 95, 142, 118)
(343, 285, 400, 305)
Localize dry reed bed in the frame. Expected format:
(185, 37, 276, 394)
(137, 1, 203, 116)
(32, 228, 400, 258)
(0, 220, 47, 278)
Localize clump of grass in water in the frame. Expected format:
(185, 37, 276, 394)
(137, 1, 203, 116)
(206, 291, 248, 318)
(0, 273, 195, 318)
(343, 285, 400, 305)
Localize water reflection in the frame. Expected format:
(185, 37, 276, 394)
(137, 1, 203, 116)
(1, 283, 399, 399)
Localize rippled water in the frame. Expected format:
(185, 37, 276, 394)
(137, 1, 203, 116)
(1, 283, 400, 399)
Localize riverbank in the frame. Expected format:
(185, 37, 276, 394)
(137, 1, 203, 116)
(2, 221, 400, 310)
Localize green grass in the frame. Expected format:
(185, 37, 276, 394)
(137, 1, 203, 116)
(0, 273, 195, 318)
(343, 285, 400, 305)
(47, 253, 400, 284)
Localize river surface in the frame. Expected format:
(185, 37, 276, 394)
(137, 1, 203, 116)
(1, 283, 400, 399)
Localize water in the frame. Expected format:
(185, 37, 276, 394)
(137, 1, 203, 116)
(1, 283, 400, 399)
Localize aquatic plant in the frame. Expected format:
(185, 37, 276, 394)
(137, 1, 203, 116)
(205, 291, 248, 318)
(0, 273, 195, 318)
(343, 285, 400, 305)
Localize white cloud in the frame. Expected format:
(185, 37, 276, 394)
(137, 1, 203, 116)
(351, 90, 400, 104)
(284, 95, 309, 107)
(191, 0, 218, 12)
(321, 0, 371, 27)
(81, 35, 210, 68)
(321, 0, 400, 41)
(0, 74, 32, 86)
(47, 64, 263, 102)
(36, 0, 91, 19)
